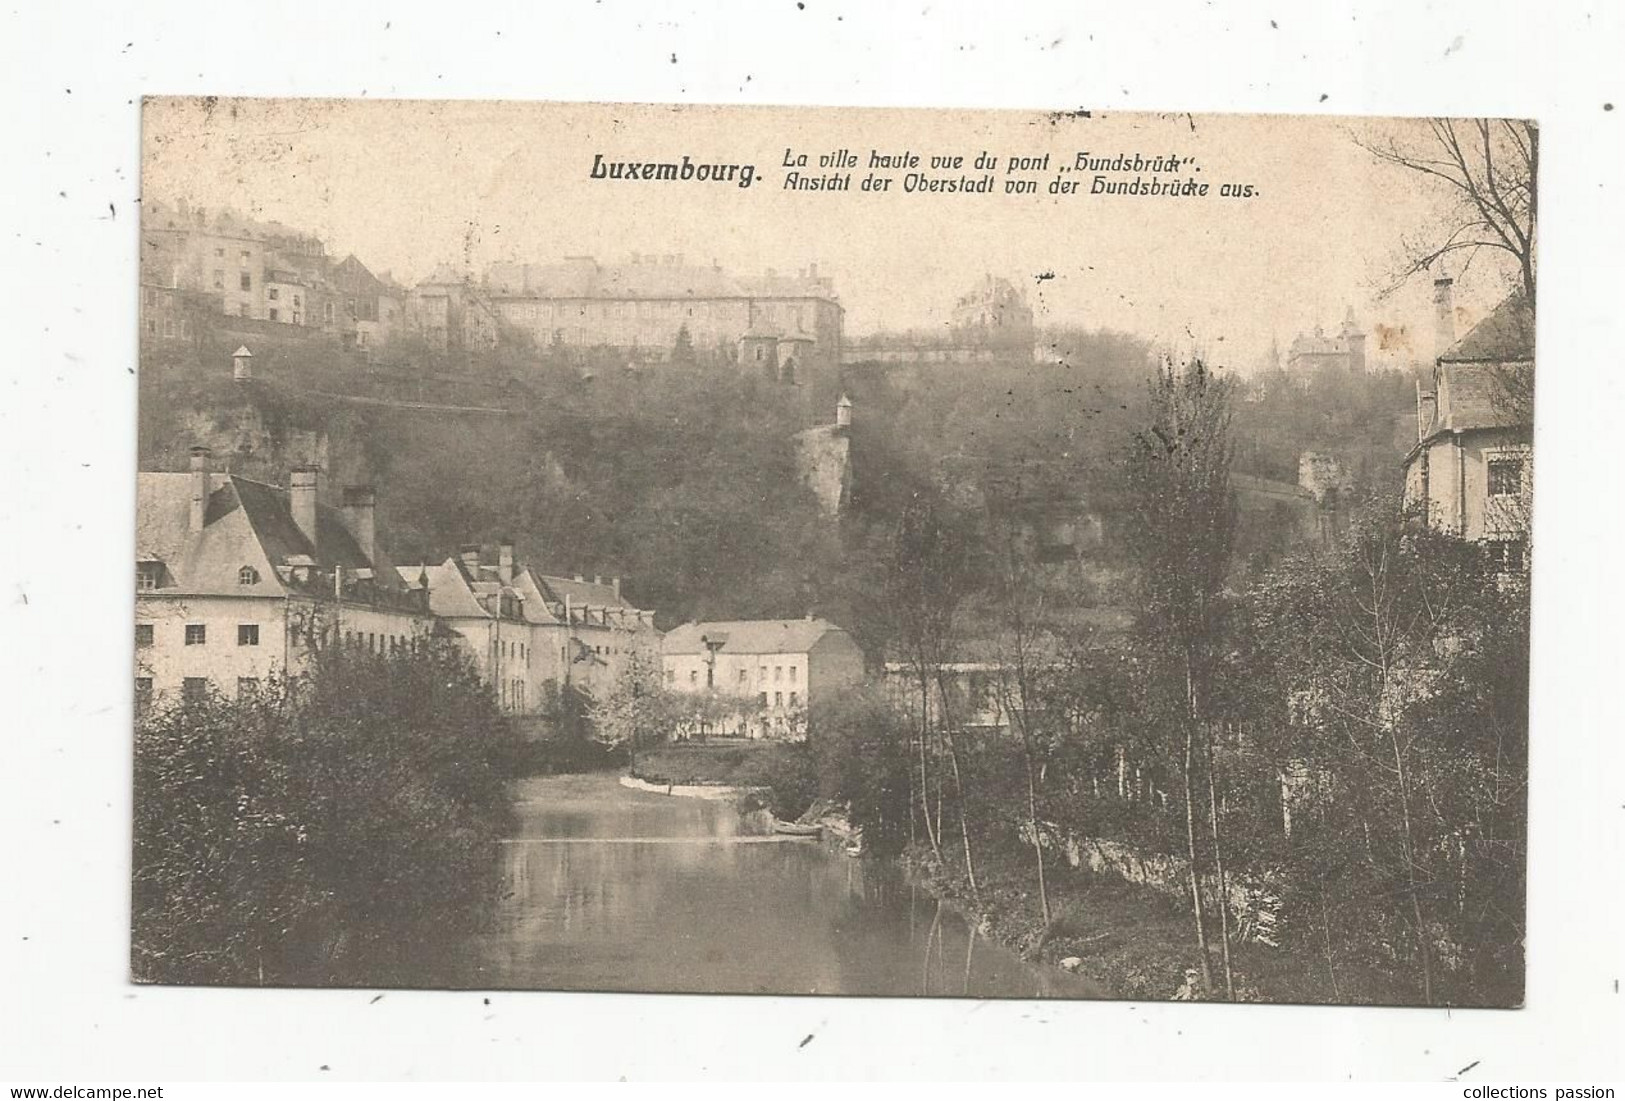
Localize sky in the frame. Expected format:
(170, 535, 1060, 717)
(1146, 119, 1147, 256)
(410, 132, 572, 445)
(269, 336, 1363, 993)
(142, 98, 1524, 372)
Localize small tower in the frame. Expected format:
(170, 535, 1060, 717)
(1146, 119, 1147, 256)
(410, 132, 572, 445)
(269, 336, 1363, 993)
(835, 392, 853, 429)
(1339, 306, 1367, 373)
(232, 345, 254, 382)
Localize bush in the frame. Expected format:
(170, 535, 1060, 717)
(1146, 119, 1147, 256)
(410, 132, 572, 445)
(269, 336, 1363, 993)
(132, 644, 520, 985)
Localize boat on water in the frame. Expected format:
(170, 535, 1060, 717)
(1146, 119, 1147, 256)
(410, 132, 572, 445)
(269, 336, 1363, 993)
(772, 820, 823, 837)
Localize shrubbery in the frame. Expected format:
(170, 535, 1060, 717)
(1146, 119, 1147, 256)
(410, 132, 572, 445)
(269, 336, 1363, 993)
(132, 645, 520, 985)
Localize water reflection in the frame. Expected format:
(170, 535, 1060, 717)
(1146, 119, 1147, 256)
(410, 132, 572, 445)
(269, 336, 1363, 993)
(373, 773, 1103, 999)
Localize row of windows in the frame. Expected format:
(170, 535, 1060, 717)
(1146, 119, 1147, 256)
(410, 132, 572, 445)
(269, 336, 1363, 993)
(135, 675, 262, 710)
(134, 622, 260, 647)
(142, 317, 193, 338)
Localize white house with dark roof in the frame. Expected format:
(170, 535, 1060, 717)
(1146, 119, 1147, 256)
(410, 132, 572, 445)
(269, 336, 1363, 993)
(399, 542, 658, 712)
(135, 449, 432, 710)
(1403, 283, 1533, 556)
(660, 617, 865, 739)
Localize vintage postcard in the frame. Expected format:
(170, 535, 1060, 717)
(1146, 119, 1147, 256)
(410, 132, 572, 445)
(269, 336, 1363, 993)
(134, 99, 1532, 1006)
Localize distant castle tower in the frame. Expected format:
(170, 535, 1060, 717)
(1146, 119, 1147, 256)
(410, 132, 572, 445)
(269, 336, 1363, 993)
(1287, 306, 1368, 375)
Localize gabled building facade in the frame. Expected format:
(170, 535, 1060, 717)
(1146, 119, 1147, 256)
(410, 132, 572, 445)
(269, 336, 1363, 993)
(135, 451, 432, 710)
(661, 617, 865, 739)
(1403, 284, 1533, 561)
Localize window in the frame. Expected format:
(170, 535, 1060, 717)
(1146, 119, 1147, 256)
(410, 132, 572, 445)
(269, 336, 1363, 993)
(268, 308, 279, 322)
(268, 288, 279, 301)
(759, 665, 767, 682)
(759, 691, 768, 707)
(135, 677, 153, 712)
(324, 302, 335, 323)
(144, 287, 156, 307)
(215, 247, 225, 258)
(213, 270, 224, 289)
(239, 250, 249, 266)
(1488, 457, 1525, 497)
(237, 624, 259, 646)
(1487, 538, 1528, 574)
(666, 669, 675, 684)
(238, 304, 248, 318)
(689, 669, 699, 685)
(237, 677, 260, 699)
(136, 563, 160, 591)
(163, 318, 174, 336)
(184, 623, 206, 646)
(774, 691, 783, 708)
(774, 666, 783, 682)
(182, 677, 208, 702)
(238, 566, 259, 585)
(738, 668, 749, 684)
(135, 623, 154, 647)
(240, 272, 252, 291)
(293, 294, 302, 308)
(789, 666, 798, 682)
(789, 691, 798, 708)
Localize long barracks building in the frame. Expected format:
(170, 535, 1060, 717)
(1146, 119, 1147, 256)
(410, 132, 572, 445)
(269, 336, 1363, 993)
(479, 254, 843, 373)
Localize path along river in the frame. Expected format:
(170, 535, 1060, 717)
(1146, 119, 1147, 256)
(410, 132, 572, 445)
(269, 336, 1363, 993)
(364, 772, 1104, 998)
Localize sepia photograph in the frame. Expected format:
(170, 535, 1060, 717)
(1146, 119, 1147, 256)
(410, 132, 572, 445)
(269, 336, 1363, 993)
(127, 99, 1538, 1009)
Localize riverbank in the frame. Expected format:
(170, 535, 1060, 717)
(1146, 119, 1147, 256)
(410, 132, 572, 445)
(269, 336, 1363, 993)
(898, 839, 1337, 1002)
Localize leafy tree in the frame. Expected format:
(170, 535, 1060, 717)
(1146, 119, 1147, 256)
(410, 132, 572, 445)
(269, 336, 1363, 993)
(132, 644, 518, 985)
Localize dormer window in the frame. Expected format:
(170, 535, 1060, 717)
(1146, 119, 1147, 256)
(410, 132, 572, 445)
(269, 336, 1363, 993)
(238, 565, 260, 585)
(136, 562, 160, 591)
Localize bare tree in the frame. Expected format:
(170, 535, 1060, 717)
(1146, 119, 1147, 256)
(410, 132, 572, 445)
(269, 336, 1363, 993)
(1124, 358, 1238, 997)
(1357, 118, 1537, 310)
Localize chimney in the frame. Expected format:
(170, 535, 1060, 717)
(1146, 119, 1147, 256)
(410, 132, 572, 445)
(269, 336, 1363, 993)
(594, 574, 603, 587)
(498, 540, 515, 585)
(573, 573, 584, 583)
(289, 466, 320, 552)
(459, 543, 482, 575)
(1433, 273, 1456, 361)
(232, 345, 254, 381)
(836, 392, 853, 429)
(612, 576, 622, 599)
(188, 446, 212, 533)
(341, 485, 376, 564)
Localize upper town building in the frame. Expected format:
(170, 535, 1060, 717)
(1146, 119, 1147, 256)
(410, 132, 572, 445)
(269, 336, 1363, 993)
(1402, 280, 1533, 559)
(139, 199, 405, 351)
(950, 274, 1037, 350)
(1287, 306, 1369, 375)
(660, 618, 865, 739)
(135, 451, 432, 710)
(477, 254, 843, 370)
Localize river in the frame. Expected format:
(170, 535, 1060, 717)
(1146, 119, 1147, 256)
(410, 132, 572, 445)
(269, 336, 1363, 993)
(366, 773, 1103, 998)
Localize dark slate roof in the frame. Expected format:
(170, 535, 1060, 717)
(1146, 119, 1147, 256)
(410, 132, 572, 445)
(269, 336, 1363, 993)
(1442, 292, 1534, 363)
(136, 473, 409, 597)
(535, 572, 632, 610)
(662, 618, 853, 656)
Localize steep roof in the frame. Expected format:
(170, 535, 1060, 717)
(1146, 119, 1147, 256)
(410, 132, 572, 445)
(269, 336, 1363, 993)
(661, 618, 852, 656)
(485, 258, 749, 300)
(1442, 292, 1534, 363)
(1411, 293, 1534, 443)
(395, 561, 490, 619)
(137, 473, 408, 598)
(535, 572, 633, 610)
